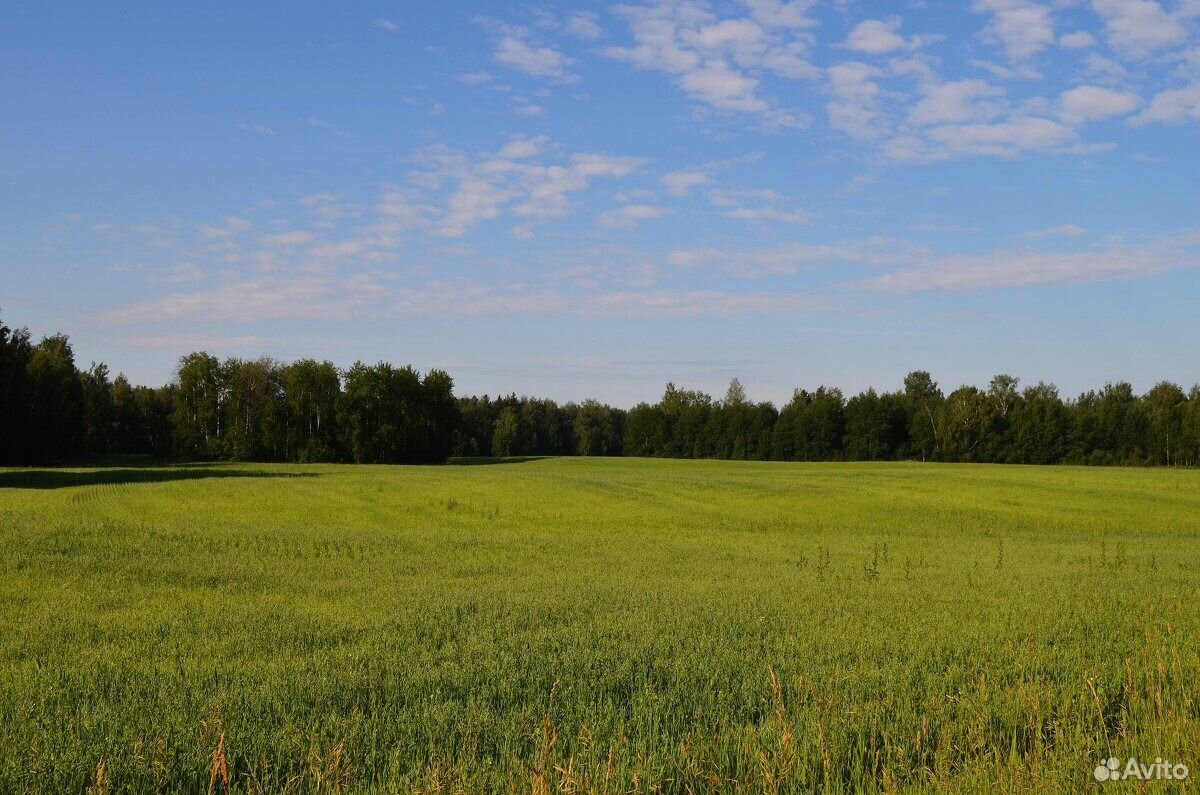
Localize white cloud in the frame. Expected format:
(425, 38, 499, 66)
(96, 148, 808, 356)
(102, 275, 362, 324)
(1059, 31, 1098, 48)
(565, 12, 603, 40)
(974, 0, 1056, 62)
(409, 137, 644, 237)
(495, 33, 576, 80)
(662, 170, 714, 196)
(607, 0, 814, 129)
(909, 80, 1007, 125)
(1084, 53, 1130, 83)
(742, 0, 819, 31)
(843, 18, 934, 55)
(198, 216, 252, 240)
(1027, 224, 1088, 238)
(665, 238, 915, 276)
(116, 332, 271, 351)
(586, 289, 823, 318)
(725, 206, 812, 224)
(237, 123, 275, 136)
(496, 135, 549, 159)
(261, 231, 315, 247)
(373, 18, 398, 33)
(837, 175, 877, 195)
(308, 117, 353, 138)
(1092, 0, 1187, 58)
(826, 62, 886, 140)
(457, 71, 494, 85)
(1060, 85, 1143, 122)
(927, 116, 1078, 157)
(598, 204, 672, 228)
(859, 231, 1200, 291)
(707, 188, 811, 224)
(678, 60, 768, 113)
(1129, 84, 1200, 124)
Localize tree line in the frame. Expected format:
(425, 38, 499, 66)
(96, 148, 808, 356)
(3, 310, 1200, 467)
(0, 313, 457, 465)
(454, 374, 1200, 468)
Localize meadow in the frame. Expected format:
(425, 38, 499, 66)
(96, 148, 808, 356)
(0, 458, 1198, 793)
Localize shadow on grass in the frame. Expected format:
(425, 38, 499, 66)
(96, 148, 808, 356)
(448, 456, 548, 466)
(0, 468, 319, 490)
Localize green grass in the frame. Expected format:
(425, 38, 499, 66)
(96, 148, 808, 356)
(1, 458, 1198, 793)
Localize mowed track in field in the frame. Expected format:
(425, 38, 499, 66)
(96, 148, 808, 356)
(0, 459, 1198, 793)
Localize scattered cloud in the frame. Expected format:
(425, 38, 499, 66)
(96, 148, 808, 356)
(494, 30, 576, 81)
(842, 18, 937, 55)
(1059, 30, 1097, 49)
(1092, 0, 1187, 58)
(408, 136, 644, 237)
(457, 71, 494, 85)
(837, 175, 878, 195)
(661, 170, 714, 196)
(598, 204, 672, 228)
(565, 12, 603, 40)
(308, 117, 353, 138)
(1130, 84, 1200, 125)
(1059, 85, 1142, 122)
(607, 0, 816, 129)
(666, 238, 913, 276)
(859, 231, 1200, 292)
(1026, 224, 1088, 238)
(825, 62, 886, 140)
(198, 217, 252, 240)
(974, 0, 1056, 63)
(707, 188, 812, 225)
(909, 79, 1007, 126)
(261, 231, 315, 247)
(513, 102, 547, 117)
(237, 123, 275, 136)
(373, 18, 398, 33)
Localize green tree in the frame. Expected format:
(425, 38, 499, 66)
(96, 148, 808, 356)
(491, 407, 520, 458)
(421, 369, 460, 463)
(903, 371, 943, 461)
(80, 362, 116, 455)
(1009, 382, 1070, 465)
(659, 383, 713, 459)
(0, 313, 33, 463)
(844, 389, 907, 461)
(338, 362, 426, 464)
(28, 334, 84, 462)
(939, 386, 992, 462)
(174, 352, 225, 458)
(1144, 381, 1186, 466)
(223, 358, 285, 461)
(574, 400, 619, 456)
(1181, 386, 1200, 467)
(623, 402, 666, 457)
(281, 359, 342, 462)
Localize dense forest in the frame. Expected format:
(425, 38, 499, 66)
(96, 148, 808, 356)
(3, 311, 1200, 467)
(0, 313, 457, 465)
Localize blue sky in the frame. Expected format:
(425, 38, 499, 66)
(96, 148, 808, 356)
(2, 1, 1199, 405)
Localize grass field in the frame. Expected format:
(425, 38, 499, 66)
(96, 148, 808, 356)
(1, 458, 1198, 793)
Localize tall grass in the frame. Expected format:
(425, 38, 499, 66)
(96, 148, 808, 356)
(1, 459, 1197, 792)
